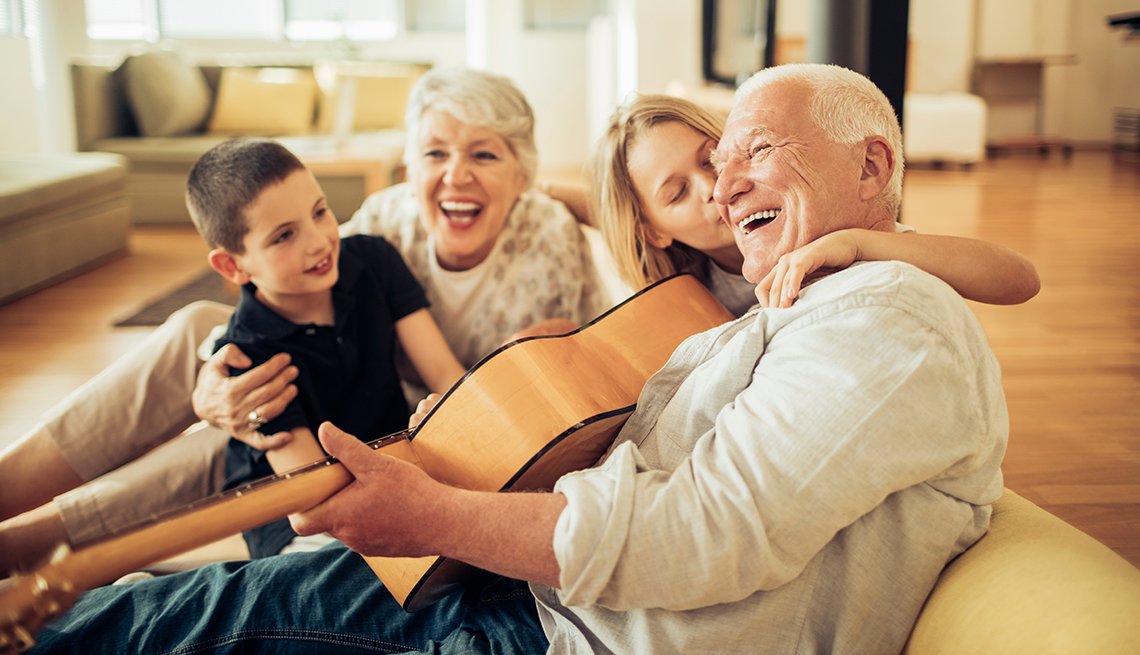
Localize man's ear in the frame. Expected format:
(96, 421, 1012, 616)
(858, 137, 895, 201)
(641, 223, 673, 250)
(207, 248, 250, 285)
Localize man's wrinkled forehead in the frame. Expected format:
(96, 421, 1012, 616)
(713, 83, 778, 161)
(706, 94, 779, 173)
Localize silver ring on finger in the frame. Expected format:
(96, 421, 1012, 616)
(247, 409, 267, 432)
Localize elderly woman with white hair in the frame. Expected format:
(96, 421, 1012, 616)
(0, 68, 613, 571)
(340, 67, 608, 371)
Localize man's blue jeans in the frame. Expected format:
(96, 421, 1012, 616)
(32, 543, 549, 654)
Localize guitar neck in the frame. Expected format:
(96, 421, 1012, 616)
(59, 430, 413, 591)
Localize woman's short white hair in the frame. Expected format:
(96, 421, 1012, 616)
(404, 68, 538, 185)
(736, 63, 905, 216)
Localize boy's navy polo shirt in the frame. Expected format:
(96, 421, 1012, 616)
(214, 235, 428, 557)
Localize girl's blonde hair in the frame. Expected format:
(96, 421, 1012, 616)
(592, 94, 725, 291)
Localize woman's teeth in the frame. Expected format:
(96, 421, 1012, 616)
(737, 209, 780, 234)
(440, 200, 482, 225)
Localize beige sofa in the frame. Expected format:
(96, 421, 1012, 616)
(0, 153, 129, 304)
(71, 50, 426, 225)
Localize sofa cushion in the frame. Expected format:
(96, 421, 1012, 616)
(89, 135, 232, 165)
(0, 153, 128, 222)
(314, 61, 428, 134)
(903, 489, 1140, 655)
(207, 67, 318, 135)
(117, 50, 212, 137)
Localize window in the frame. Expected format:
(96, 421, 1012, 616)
(84, 0, 406, 42)
(284, 0, 399, 41)
(523, 0, 605, 30)
(404, 0, 464, 32)
(85, 0, 153, 40)
(161, 0, 281, 40)
(0, 0, 23, 35)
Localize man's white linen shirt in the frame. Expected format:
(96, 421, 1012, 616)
(533, 260, 1009, 655)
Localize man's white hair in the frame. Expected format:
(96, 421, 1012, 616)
(736, 63, 905, 216)
(404, 68, 538, 185)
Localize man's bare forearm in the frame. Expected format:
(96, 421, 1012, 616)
(433, 488, 567, 587)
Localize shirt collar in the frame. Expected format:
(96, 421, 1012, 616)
(232, 244, 366, 339)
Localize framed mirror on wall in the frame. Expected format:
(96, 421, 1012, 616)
(702, 0, 777, 87)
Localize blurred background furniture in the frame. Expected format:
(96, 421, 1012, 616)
(971, 0, 1077, 159)
(71, 50, 426, 224)
(0, 153, 129, 305)
(905, 489, 1140, 655)
(903, 93, 987, 168)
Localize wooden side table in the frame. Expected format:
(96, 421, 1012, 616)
(972, 57, 1077, 159)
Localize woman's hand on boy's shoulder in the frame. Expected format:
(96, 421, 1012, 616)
(193, 344, 300, 450)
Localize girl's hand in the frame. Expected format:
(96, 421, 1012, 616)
(755, 230, 862, 308)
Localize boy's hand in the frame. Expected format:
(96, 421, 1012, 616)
(755, 230, 861, 308)
(193, 344, 299, 450)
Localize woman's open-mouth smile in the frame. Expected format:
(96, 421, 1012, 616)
(440, 200, 483, 227)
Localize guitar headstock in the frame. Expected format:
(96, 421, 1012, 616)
(0, 565, 77, 653)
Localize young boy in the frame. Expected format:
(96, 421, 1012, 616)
(186, 138, 466, 557)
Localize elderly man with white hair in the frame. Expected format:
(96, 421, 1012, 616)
(25, 63, 1007, 655)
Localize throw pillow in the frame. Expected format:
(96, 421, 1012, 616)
(117, 50, 212, 137)
(207, 67, 318, 135)
(314, 62, 427, 134)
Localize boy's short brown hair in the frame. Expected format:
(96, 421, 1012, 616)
(186, 138, 305, 253)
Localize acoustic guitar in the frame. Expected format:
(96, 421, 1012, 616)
(0, 274, 733, 652)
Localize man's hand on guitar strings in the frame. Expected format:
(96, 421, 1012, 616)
(289, 422, 447, 558)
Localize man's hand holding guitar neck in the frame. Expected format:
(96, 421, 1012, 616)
(289, 421, 566, 588)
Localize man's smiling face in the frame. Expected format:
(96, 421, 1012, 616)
(711, 79, 867, 283)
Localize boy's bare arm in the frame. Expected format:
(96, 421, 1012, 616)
(395, 309, 466, 394)
(264, 426, 328, 473)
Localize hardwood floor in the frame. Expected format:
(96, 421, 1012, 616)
(1, 152, 1138, 567)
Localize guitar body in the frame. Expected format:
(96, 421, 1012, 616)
(0, 274, 733, 650)
(369, 272, 733, 609)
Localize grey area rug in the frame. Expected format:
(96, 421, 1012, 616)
(114, 269, 238, 327)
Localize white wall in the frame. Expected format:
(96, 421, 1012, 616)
(0, 37, 40, 152)
(778, 0, 1136, 145)
(1044, 0, 1140, 141)
(907, 0, 974, 93)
